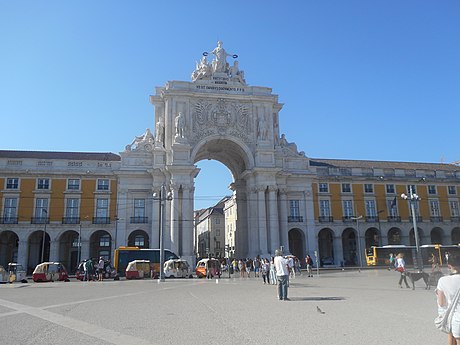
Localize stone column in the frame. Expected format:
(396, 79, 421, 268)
(80, 239, 90, 262)
(303, 187, 316, 255)
(279, 190, 289, 250)
(151, 187, 161, 248)
(181, 186, 194, 258)
(169, 184, 179, 254)
(247, 187, 259, 257)
(257, 187, 268, 256)
(333, 234, 343, 267)
(49, 239, 59, 262)
(268, 187, 279, 254)
(17, 239, 28, 270)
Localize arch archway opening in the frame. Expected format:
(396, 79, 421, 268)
(0, 230, 19, 267)
(59, 230, 79, 273)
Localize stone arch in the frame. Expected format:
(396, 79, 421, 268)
(288, 228, 304, 260)
(364, 227, 380, 248)
(58, 230, 79, 273)
(452, 227, 460, 245)
(388, 227, 402, 245)
(128, 229, 150, 248)
(89, 230, 112, 261)
(27, 231, 50, 273)
(0, 230, 19, 267)
(342, 227, 358, 266)
(191, 136, 254, 176)
(318, 228, 334, 267)
(430, 227, 444, 245)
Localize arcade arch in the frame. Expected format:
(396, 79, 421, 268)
(58, 230, 79, 273)
(28, 231, 50, 273)
(128, 229, 150, 248)
(90, 230, 112, 261)
(288, 228, 304, 260)
(388, 228, 402, 245)
(452, 227, 460, 245)
(430, 227, 444, 244)
(0, 230, 18, 267)
(318, 228, 334, 266)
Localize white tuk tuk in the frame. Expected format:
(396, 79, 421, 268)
(164, 259, 193, 278)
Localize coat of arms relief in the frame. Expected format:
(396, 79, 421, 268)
(191, 99, 252, 144)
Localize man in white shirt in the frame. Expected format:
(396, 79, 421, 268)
(274, 249, 290, 301)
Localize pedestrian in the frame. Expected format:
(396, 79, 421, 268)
(84, 258, 94, 281)
(261, 258, 269, 284)
(274, 249, 290, 301)
(305, 254, 313, 277)
(395, 253, 410, 288)
(83, 259, 89, 281)
(97, 257, 105, 281)
(246, 258, 252, 278)
(388, 253, 394, 271)
(238, 259, 245, 278)
(269, 257, 277, 285)
(253, 256, 260, 278)
(295, 258, 301, 275)
(435, 254, 460, 344)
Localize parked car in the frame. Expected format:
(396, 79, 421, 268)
(164, 259, 193, 278)
(125, 260, 152, 279)
(8, 263, 27, 283)
(32, 262, 69, 282)
(195, 258, 221, 278)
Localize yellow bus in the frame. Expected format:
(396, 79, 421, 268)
(365, 244, 460, 267)
(114, 247, 179, 277)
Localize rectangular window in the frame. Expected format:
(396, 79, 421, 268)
(289, 200, 300, 217)
(66, 198, 79, 218)
(99, 234, 110, 247)
(216, 229, 220, 236)
(365, 200, 376, 217)
(450, 201, 460, 217)
(37, 178, 50, 190)
(343, 200, 354, 217)
(429, 200, 440, 217)
(215, 218, 220, 224)
(97, 179, 110, 191)
(96, 199, 109, 218)
(133, 199, 145, 218)
(386, 184, 395, 194)
(6, 178, 19, 189)
(341, 183, 351, 193)
(318, 183, 329, 193)
(448, 186, 457, 195)
(35, 198, 49, 219)
(67, 179, 80, 190)
(428, 185, 437, 195)
(3, 198, 18, 219)
(407, 185, 417, 194)
(320, 200, 331, 217)
(364, 184, 374, 193)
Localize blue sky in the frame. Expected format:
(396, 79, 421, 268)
(1, 1, 459, 209)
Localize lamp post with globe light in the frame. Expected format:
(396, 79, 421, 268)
(153, 185, 172, 282)
(401, 186, 423, 270)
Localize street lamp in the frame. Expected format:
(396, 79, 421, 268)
(41, 209, 48, 263)
(153, 185, 172, 282)
(78, 216, 89, 264)
(351, 215, 363, 271)
(401, 187, 423, 270)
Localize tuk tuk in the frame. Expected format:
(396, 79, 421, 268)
(164, 259, 193, 278)
(0, 266, 9, 283)
(8, 263, 27, 283)
(125, 260, 152, 279)
(195, 258, 221, 279)
(32, 262, 70, 282)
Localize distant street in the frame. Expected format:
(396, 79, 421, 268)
(0, 269, 444, 345)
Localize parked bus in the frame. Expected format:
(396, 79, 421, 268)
(114, 247, 179, 277)
(365, 244, 460, 267)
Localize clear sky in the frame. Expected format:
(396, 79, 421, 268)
(1, 1, 459, 210)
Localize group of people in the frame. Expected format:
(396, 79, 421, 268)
(82, 257, 106, 281)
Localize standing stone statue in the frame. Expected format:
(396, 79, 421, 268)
(175, 112, 186, 139)
(258, 114, 268, 140)
(155, 116, 165, 146)
(211, 40, 234, 73)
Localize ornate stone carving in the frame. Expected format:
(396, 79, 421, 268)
(191, 99, 251, 143)
(155, 116, 165, 147)
(278, 133, 304, 157)
(174, 112, 187, 143)
(125, 128, 154, 152)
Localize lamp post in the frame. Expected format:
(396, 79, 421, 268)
(41, 209, 48, 263)
(401, 187, 423, 270)
(78, 216, 88, 264)
(351, 215, 363, 271)
(114, 216, 120, 251)
(153, 185, 172, 282)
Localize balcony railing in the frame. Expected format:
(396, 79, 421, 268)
(430, 216, 443, 223)
(31, 217, 50, 224)
(288, 216, 304, 223)
(0, 216, 18, 224)
(342, 216, 354, 223)
(365, 216, 380, 223)
(93, 217, 111, 224)
(387, 216, 401, 222)
(318, 216, 333, 223)
(130, 217, 148, 224)
(62, 217, 80, 224)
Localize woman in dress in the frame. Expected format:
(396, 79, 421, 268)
(395, 253, 410, 288)
(436, 254, 460, 345)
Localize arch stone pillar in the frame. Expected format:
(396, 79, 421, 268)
(257, 187, 268, 256)
(268, 186, 279, 254)
(17, 239, 28, 270)
(169, 184, 180, 255)
(333, 234, 344, 267)
(181, 185, 194, 258)
(279, 190, 289, 250)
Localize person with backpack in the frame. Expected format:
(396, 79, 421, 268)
(305, 255, 313, 277)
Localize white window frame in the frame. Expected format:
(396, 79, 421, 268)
(341, 183, 351, 193)
(318, 183, 329, 193)
(429, 199, 441, 217)
(450, 201, 459, 217)
(319, 200, 331, 217)
(65, 198, 80, 218)
(365, 200, 377, 217)
(3, 198, 18, 219)
(97, 179, 110, 191)
(343, 200, 354, 217)
(364, 184, 374, 194)
(428, 185, 437, 195)
(96, 198, 109, 218)
(289, 200, 300, 217)
(6, 178, 19, 189)
(133, 199, 145, 218)
(448, 186, 457, 195)
(37, 178, 50, 190)
(67, 179, 80, 191)
(386, 184, 395, 194)
(35, 198, 49, 219)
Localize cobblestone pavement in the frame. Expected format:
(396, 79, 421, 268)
(0, 269, 446, 345)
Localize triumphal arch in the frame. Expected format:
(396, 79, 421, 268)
(118, 42, 314, 264)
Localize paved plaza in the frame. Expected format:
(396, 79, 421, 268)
(0, 269, 445, 345)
